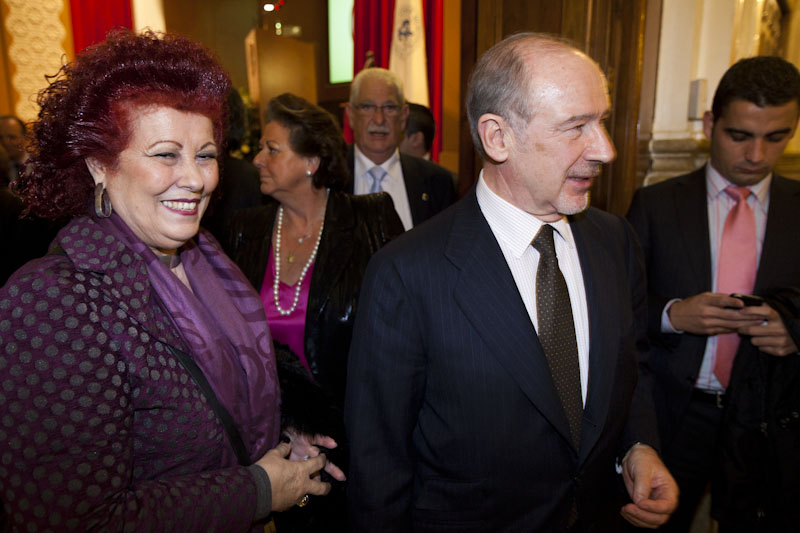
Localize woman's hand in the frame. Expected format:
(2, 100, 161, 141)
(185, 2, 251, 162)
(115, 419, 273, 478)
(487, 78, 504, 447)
(283, 428, 347, 482)
(255, 442, 332, 512)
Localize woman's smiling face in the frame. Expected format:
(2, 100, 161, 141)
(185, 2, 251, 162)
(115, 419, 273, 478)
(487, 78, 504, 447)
(88, 105, 219, 254)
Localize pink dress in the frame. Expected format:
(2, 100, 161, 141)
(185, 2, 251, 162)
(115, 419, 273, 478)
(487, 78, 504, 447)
(260, 249, 315, 374)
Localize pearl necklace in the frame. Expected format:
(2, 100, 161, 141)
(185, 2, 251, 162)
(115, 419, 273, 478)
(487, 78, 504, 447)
(273, 204, 325, 316)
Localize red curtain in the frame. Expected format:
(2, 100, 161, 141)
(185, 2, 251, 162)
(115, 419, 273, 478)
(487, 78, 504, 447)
(422, 0, 444, 163)
(70, 0, 133, 55)
(353, 1, 396, 73)
(349, 0, 445, 162)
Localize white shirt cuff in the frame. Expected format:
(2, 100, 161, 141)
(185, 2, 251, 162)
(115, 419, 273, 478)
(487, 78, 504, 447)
(661, 299, 684, 333)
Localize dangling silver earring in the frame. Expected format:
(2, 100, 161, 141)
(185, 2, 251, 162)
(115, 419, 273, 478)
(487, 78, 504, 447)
(94, 182, 112, 218)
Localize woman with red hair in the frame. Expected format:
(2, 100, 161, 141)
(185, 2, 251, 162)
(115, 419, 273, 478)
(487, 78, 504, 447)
(0, 30, 342, 531)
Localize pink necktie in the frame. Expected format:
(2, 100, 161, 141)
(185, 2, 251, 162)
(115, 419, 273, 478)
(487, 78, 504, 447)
(715, 186, 757, 387)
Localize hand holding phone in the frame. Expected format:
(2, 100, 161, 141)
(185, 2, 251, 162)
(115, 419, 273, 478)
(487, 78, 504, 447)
(730, 293, 765, 307)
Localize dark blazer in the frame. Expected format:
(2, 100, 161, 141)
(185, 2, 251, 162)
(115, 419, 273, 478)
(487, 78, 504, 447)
(346, 145, 456, 226)
(0, 186, 62, 286)
(625, 166, 800, 445)
(345, 188, 659, 532)
(222, 189, 404, 406)
(202, 155, 263, 243)
(626, 166, 800, 529)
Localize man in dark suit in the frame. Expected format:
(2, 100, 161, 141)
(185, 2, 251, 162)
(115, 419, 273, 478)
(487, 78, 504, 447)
(345, 33, 678, 532)
(626, 56, 800, 531)
(346, 68, 455, 230)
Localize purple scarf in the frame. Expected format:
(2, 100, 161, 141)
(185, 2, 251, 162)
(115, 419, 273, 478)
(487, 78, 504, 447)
(103, 214, 280, 463)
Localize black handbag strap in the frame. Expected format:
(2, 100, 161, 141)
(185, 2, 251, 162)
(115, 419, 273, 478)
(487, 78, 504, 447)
(165, 344, 251, 466)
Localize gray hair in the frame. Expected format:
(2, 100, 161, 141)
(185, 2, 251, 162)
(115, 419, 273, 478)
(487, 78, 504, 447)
(466, 32, 580, 160)
(350, 67, 405, 107)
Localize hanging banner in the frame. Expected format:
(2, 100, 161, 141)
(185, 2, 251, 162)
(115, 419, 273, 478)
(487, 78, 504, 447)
(388, 0, 429, 106)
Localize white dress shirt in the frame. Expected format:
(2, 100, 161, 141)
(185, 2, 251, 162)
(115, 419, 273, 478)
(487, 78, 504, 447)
(353, 145, 414, 231)
(476, 174, 590, 405)
(660, 163, 770, 391)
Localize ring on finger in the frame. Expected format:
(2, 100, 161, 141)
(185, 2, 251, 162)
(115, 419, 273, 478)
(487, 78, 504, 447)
(297, 494, 310, 507)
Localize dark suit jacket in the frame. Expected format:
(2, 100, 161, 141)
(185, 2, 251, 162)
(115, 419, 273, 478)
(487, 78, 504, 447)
(0, 186, 62, 286)
(346, 145, 456, 226)
(221, 190, 404, 406)
(201, 156, 263, 243)
(626, 166, 800, 446)
(626, 167, 800, 528)
(345, 188, 659, 532)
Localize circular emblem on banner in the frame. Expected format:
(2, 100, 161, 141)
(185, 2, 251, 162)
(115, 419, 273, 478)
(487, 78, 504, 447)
(394, 6, 422, 58)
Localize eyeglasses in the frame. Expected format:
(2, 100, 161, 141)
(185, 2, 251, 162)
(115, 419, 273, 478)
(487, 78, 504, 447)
(355, 103, 400, 117)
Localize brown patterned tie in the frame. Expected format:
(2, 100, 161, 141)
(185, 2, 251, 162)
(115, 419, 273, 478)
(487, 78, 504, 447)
(532, 224, 583, 447)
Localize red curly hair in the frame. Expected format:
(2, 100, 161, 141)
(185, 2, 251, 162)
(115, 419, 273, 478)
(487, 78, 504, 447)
(18, 29, 232, 219)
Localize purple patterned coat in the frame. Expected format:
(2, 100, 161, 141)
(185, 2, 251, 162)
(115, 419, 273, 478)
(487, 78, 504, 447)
(0, 216, 280, 532)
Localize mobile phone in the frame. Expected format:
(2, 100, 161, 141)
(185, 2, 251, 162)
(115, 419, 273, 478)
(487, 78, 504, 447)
(730, 293, 765, 306)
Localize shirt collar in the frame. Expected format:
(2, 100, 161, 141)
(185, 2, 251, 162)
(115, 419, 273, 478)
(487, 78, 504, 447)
(705, 163, 771, 207)
(476, 172, 575, 258)
(354, 144, 400, 175)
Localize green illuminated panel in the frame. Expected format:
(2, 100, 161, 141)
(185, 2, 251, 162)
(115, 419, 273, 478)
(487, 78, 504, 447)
(328, 0, 354, 84)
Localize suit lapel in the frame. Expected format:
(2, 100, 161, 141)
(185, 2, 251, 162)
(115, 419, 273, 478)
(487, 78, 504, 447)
(345, 145, 356, 194)
(448, 190, 576, 449)
(570, 214, 620, 460)
(675, 168, 712, 290)
(400, 154, 425, 226)
(755, 176, 799, 292)
(306, 192, 355, 330)
(66, 219, 189, 352)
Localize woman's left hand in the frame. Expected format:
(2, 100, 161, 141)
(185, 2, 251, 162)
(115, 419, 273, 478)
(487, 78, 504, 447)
(283, 428, 346, 481)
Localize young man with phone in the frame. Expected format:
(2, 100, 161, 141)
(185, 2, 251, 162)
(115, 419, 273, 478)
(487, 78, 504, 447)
(627, 56, 800, 532)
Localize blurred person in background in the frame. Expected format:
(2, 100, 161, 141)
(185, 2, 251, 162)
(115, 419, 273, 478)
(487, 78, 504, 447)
(222, 92, 404, 531)
(0, 140, 61, 286)
(0, 115, 28, 182)
(346, 68, 455, 230)
(399, 102, 435, 160)
(202, 89, 263, 242)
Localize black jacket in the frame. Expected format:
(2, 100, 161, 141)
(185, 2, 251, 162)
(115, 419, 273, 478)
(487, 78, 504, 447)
(222, 190, 404, 406)
(714, 287, 800, 532)
(627, 168, 800, 532)
(0, 187, 62, 286)
(626, 169, 800, 447)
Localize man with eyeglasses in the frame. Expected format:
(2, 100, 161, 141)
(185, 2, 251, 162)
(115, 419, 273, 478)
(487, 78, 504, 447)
(346, 68, 455, 230)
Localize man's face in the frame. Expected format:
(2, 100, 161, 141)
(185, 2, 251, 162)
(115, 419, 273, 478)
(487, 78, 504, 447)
(347, 77, 408, 165)
(0, 118, 25, 162)
(704, 99, 799, 186)
(498, 51, 615, 221)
